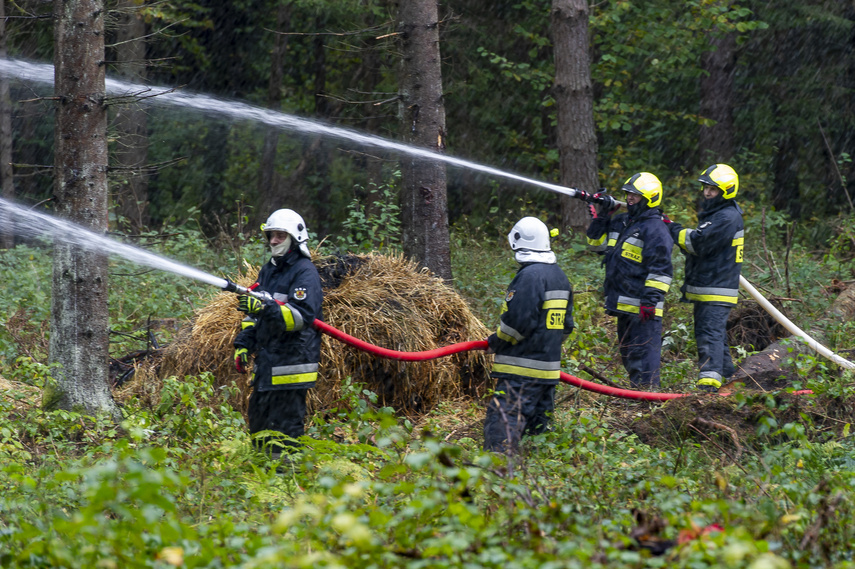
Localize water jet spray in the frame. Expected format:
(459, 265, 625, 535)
(1, 59, 849, 372)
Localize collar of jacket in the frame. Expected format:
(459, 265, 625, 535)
(515, 250, 556, 264)
(271, 247, 301, 267)
(700, 197, 742, 217)
(626, 207, 662, 225)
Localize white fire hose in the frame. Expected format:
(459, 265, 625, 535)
(739, 275, 855, 370)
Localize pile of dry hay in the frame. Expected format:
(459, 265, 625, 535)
(124, 253, 492, 418)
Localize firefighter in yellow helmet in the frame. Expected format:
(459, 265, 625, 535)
(663, 164, 744, 392)
(586, 173, 673, 389)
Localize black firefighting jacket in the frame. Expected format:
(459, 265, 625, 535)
(487, 261, 574, 384)
(669, 197, 744, 306)
(234, 249, 323, 391)
(586, 207, 673, 318)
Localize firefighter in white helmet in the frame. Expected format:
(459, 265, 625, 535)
(663, 164, 744, 392)
(233, 209, 323, 457)
(483, 216, 574, 453)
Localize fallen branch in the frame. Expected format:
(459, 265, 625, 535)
(691, 417, 743, 464)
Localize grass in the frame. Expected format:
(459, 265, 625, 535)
(2, 218, 855, 567)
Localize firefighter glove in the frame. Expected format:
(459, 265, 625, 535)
(593, 193, 618, 217)
(639, 305, 656, 321)
(661, 213, 673, 224)
(238, 295, 263, 314)
(234, 347, 250, 373)
(587, 203, 598, 219)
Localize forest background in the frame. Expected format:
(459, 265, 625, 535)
(2, 0, 855, 567)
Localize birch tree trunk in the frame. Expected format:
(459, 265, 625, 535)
(113, 0, 149, 232)
(50, 0, 119, 419)
(0, 0, 15, 250)
(397, 0, 452, 281)
(552, 0, 598, 236)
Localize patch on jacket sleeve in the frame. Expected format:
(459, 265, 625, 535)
(293, 287, 307, 301)
(505, 290, 515, 302)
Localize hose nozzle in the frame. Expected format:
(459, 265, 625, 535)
(222, 279, 248, 294)
(222, 279, 276, 303)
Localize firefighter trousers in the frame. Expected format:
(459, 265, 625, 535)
(483, 376, 555, 453)
(616, 314, 662, 389)
(693, 303, 735, 385)
(248, 388, 308, 452)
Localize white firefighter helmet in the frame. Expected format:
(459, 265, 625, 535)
(261, 209, 311, 257)
(508, 217, 551, 252)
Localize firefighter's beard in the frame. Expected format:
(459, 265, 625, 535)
(270, 235, 292, 258)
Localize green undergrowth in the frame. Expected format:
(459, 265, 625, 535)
(3, 373, 855, 567)
(2, 215, 855, 567)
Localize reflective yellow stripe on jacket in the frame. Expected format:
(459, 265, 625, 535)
(645, 273, 672, 293)
(543, 290, 570, 330)
(270, 363, 319, 386)
(684, 285, 739, 305)
(620, 237, 644, 263)
(616, 295, 665, 317)
(587, 232, 607, 252)
(676, 228, 693, 254)
(279, 303, 305, 332)
(733, 230, 744, 263)
(492, 355, 561, 380)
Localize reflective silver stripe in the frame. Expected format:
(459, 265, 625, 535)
(273, 292, 288, 303)
(499, 321, 524, 342)
(733, 229, 744, 239)
(683, 229, 696, 254)
(617, 295, 640, 307)
(625, 237, 644, 248)
(544, 290, 571, 300)
(284, 303, 305, 331)
(647, 274, 672, 286)
(494, 355, 561, 371)
(685, 285, 738, 297)
(271, 363, 319, 375)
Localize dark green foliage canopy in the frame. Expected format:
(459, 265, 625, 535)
(4, 0, 854, 237)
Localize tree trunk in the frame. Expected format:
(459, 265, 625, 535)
(0, 0, 15, 249)
(698, 31, 736, 163)
(50, 0, 119, 419)
(772, 133, 801, 219)
(397, 0, 451, 281)
(728, 286, 855, 390)
(112, 0, 149, 232)
(552, 0, 598, 236)
(257, 1, 291, 226)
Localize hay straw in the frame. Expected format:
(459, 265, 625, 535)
(123, 253, 492, 419)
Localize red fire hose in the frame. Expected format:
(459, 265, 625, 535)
(313, 318, 489, 360)
(312, 319, 803, 401)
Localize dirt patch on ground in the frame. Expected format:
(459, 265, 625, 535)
(610, 389, 855, 457)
